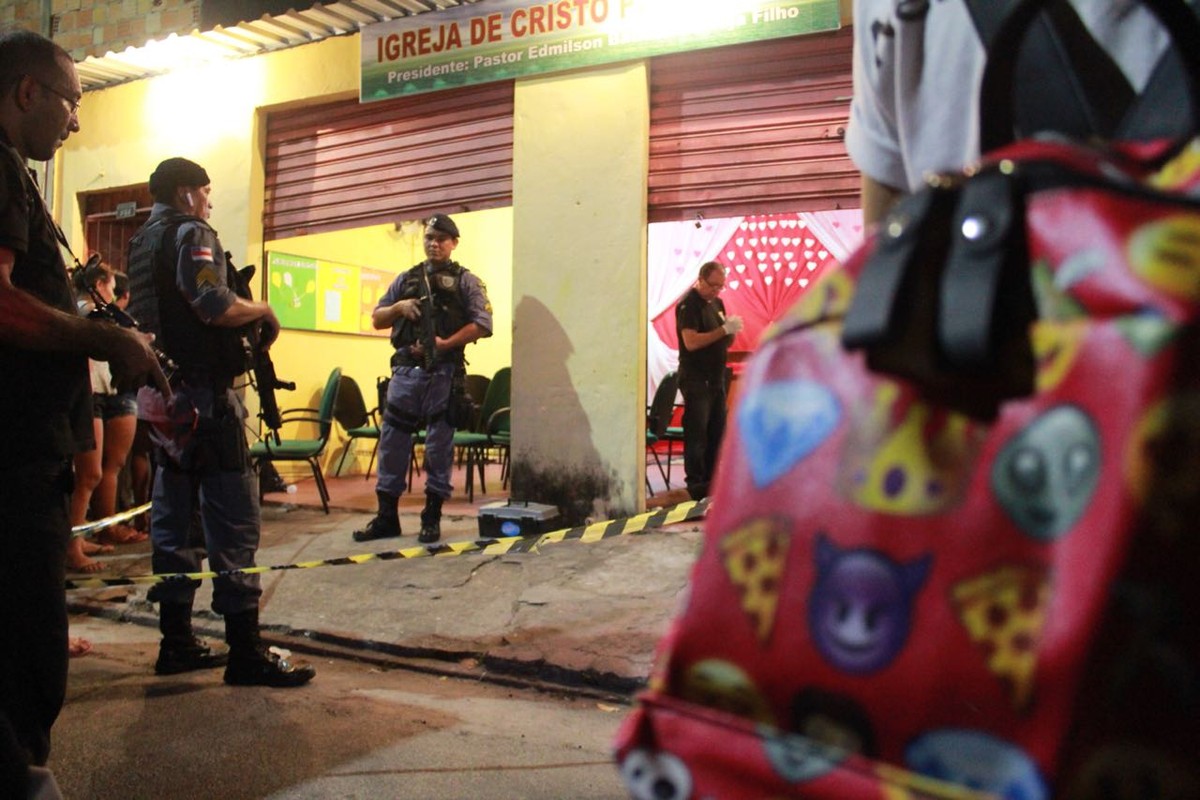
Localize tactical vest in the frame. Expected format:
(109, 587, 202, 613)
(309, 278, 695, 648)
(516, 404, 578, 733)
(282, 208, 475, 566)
(126, 215, 247, 383)
(391, 261, 471, 365)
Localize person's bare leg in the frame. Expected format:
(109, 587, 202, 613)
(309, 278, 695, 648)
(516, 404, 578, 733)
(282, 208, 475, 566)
(93, 413, 144, 543)
(67, 419, 104, 572)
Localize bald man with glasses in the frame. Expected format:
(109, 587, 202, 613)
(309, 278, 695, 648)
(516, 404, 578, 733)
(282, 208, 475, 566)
(675, 260, 743, 501)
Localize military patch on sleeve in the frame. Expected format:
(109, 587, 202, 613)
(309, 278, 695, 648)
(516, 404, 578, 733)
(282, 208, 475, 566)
(475, 277, 493, 314)
(190, 245, 214, 262)
(195, 266, 219, 289)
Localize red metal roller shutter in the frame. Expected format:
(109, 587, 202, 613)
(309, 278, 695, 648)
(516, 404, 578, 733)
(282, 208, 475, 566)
(264, 81, 514, 240)
(649, 28, 857, 223)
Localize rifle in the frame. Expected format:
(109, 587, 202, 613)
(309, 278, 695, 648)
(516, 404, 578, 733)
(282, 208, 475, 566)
(227, 253, 295, 444)
(417, 267, 438, 370)
(75, 254, 178, 382)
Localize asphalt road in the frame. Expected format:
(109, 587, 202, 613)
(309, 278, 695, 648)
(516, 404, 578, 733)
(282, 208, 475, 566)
(48, 614, 632, 799)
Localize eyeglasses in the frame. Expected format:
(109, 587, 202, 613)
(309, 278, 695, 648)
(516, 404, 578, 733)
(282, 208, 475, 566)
(704, 278, 725, 291)
(31, 76, 81, 116)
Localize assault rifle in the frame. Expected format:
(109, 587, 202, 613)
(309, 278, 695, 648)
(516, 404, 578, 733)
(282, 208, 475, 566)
(416, 267, 437, 370)
(75, 254, 178, 383)
(227, 254, 295, 444)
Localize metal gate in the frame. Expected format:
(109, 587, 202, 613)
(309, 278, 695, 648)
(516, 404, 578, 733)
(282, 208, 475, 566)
(649, 28, 857, 222)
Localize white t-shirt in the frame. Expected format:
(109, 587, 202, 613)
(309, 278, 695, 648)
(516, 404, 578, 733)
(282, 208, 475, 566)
(845, 0, 1173, 193)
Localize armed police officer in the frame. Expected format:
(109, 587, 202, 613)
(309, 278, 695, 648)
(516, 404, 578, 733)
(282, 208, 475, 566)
(127, 157, 314, 687)
(354, 213, 492, 544)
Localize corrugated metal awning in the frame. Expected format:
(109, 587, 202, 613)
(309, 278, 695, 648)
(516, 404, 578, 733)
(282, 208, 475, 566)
(75, 0, 483, 91)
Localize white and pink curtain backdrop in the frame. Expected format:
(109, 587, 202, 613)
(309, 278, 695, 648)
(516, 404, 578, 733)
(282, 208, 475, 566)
(648, 210, 864, 398)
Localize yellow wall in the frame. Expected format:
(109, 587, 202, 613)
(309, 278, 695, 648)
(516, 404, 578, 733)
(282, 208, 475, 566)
(55, 36, 513, 479)
(511, 63, 649, 522)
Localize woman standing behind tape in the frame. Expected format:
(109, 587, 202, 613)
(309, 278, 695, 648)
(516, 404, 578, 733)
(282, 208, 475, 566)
(66, 261, 146, 574)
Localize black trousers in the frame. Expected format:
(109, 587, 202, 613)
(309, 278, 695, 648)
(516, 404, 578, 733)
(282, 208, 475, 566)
(0, 462, 71, 768)
(679, 372, 728, 501)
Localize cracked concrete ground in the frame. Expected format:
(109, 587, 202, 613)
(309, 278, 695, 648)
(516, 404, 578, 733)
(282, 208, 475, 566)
(68, 502, 706, 695)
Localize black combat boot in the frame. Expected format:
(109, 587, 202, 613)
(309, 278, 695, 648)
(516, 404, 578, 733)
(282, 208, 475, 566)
(418, 493, 443, 544)
(154, 602, 229, 676)
(352, 491, 402, 542)
(222, 608, 315, 688)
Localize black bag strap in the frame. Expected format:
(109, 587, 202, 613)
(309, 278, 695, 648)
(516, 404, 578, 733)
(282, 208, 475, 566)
(964, 0, 1137, 143)
(977, 0, 1200, 151)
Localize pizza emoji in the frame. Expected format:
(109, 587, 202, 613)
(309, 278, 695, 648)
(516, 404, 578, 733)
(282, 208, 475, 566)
(720, 518, 791, 643)
(951, 565, 1052, 712)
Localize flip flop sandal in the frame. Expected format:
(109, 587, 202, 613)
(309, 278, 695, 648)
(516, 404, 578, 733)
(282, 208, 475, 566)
(66, 558, 106, 575)
(96, 524, 149, 545)
(82, 540, 115, 555)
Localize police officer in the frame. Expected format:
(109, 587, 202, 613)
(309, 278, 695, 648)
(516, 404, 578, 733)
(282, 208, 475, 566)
(675, 261, 743, 501)
(0, 31, 163, 794)
(354, 213, 492, 544)
(127, 157, 314, 687)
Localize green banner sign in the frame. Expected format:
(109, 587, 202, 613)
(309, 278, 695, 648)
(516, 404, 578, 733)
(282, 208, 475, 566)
(361, 0, 840, 101)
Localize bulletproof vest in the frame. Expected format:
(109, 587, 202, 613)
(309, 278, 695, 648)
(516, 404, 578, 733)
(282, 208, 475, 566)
(391, 261, 470, 362)
(126, 215, 247, 382)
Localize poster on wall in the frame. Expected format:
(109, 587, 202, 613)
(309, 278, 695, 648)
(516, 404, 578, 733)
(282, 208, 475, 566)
(266, 251, 392, 337)
(361, 0, 840, 100)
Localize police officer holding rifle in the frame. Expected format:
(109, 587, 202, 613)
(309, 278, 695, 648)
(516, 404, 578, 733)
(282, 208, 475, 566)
(127, 157, 314, 687)
(354, 213, 492, 544)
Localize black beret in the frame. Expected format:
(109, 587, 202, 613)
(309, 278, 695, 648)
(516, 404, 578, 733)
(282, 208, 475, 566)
(148, 157, 210, 199)
(426, 213, 460, 238)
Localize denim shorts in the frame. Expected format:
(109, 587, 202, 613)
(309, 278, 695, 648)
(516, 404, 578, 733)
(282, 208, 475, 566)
(92, 391, 138, 420)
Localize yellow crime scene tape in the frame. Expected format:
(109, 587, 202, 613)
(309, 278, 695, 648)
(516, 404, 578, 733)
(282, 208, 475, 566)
(65, 498, 709, 590)
(71, 502, 152, 538)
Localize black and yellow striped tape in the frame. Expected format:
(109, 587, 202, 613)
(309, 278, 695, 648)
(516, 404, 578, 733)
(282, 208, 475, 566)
(65, 498, 708, 590)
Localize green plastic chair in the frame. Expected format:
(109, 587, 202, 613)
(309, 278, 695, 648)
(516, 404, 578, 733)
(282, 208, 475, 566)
(250, 367, 341, 513)
(452, 366, 511, 501)
(333, 375, 381, 480)
(646, 371, 679, 495)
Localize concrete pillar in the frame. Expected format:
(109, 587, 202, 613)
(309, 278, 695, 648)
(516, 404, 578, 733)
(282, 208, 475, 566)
(510, 62, 649, 525)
